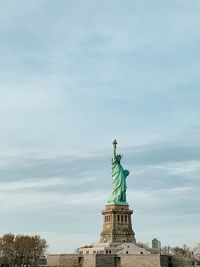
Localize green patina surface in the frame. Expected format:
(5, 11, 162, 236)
(108, 140, 129, 205)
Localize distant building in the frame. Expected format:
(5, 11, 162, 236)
(152, 238, 161, 250)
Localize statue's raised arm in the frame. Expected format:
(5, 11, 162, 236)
(113, 139, 117, 159)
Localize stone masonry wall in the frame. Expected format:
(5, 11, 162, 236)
(47, 253, 197, 267)
(59, 254, 79, 267)
(120, 254, 161, 267)
(47, 254, 60, 267)
(47, 254, 80, 267)
(172, 256, 194, 267)
(96, 254, 118, 267)
(82, 255, 96, 267)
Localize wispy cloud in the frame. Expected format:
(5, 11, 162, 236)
(0, 177, 64, 191)
(0, 190, 106, 211)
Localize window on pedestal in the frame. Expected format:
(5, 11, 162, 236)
(105, 215, 112, 223)
(125, 215, 127, 222)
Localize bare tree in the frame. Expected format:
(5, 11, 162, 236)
(1, 233, 15, 266)
(31, 235, 48, 267)
(172, 244, 192, 258)
(0, 233, 48, 267)
(14, 235, 33, 266)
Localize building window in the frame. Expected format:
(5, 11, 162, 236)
(121, 215, 123, 222)
(117, 215, 120, 222)
(125, 215, 127, 222)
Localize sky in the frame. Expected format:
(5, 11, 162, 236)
(0, 0, 200, 253)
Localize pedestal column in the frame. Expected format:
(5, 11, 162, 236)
(100, 204, 136, 243)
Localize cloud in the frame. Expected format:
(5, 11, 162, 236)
(0, 177, 64, 191)
(126, 142, 200, 165)
(0, 190, 106, 211)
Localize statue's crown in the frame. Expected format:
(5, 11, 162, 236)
(116, 153, 122, 161)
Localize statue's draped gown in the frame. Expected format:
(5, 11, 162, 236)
(108, 156, 129, 204)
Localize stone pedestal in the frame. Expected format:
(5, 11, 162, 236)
(100, 204, 136, 243)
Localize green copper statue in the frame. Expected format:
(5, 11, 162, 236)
(108, 139, 129, 205)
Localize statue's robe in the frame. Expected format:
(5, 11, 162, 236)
(108, 157, 129, 204)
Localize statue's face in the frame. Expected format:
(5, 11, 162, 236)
(116, 155, 121, 162)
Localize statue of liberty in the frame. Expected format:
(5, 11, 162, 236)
(108, 139, 129, 205)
